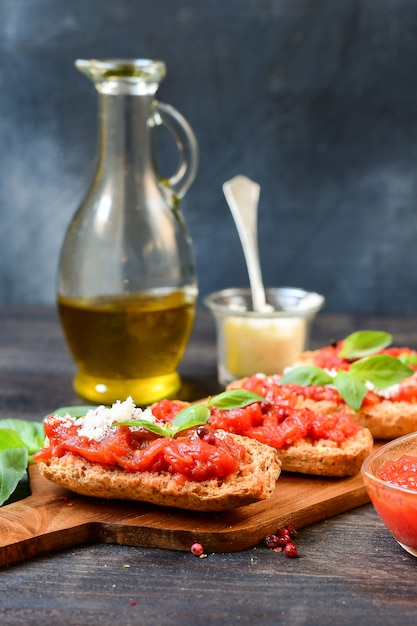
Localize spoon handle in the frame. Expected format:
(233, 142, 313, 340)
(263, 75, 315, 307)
(223, 175, 270, 312)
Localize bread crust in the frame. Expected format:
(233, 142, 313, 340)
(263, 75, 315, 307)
(353, 401, 417, 440)
(274, 428, 373, 476)
(291, 350, 317, 368)
(36, 432, 281, 512)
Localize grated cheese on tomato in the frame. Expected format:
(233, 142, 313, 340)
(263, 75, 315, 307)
(73, 397, 156, 442)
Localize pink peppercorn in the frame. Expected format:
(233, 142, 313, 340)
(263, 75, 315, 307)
(265, 534, 279, 548)
(191, 542, 204, 556)
(284, 543, 298, 558)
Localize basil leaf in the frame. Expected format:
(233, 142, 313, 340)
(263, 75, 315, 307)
(280, 366, 334, 387)
(112, 419, 170, 437)
(0, 428, 27, 451)
(398, 352, 417, 367)
(171, 404, 210, 431)
(47, 406, 98, 420)
(113, 405, 210, 438)
(0, 420, 44, 457)
(339, 330, 392, 359)
(0, 420, 45, 506)
(333, 371, 368, 412)
(0, 447, 28, 506)
(350, 354, 413, 389)
(209, 390, 265, 409)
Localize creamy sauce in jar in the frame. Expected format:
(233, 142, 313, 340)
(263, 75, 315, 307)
(223, 316, 307, 377)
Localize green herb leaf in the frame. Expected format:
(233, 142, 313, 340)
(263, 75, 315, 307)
(398, 352, 417, 367)
(209, 390, 265, 410)
(113, 404, 210, 438)
(0, 419, 45, 506)
(280, 366, 334, 387)
(339, 330, 392, 359)
(0, 447, 28, 506)
(0, 420, 44, 460)
(350, 354, 413, 389)
(114, 419, 171, 437)
(333, 371, 368, 412)
(171, 404, 210, 431)
(0, 428, 27, 451)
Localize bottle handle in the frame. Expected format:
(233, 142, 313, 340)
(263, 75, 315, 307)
(156, 102, 199, 198)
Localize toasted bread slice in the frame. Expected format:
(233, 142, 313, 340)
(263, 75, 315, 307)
(351, 401, 417, 440)
(275, 428, 373, 476)
(226, 376, 374, 475)
(290, 349, 417, 439)
(36, 431, 281, 512)
(290, 350, 317, 366)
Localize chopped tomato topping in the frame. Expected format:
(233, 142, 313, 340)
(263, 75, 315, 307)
(232, 375, 297, 409)
(163, 436, 245, 481)
(312, 343, 350, 370)
(209, 403, 265, 433)
(245, 409, 313, 449)
(310, 412, 360, 443)
(280, 383, 343, 404)
(313, 343, 417, 373)
(381, 347, 414, 359)
(34, 416, 245, 482)
(361, 391, 381, 407)
(209, 398, 359, 449)
(376, 454, 417, 489)
(390, 385, 417, 403)
(234, 375, 344, 406)
(150, 399, 189, 422)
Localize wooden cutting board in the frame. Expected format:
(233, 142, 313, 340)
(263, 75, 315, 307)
(0, 462, 371, 567)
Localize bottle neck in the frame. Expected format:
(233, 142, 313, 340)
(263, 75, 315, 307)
(96, 92, 156, 179)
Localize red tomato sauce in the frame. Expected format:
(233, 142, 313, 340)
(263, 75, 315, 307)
(150, 399, 189, 422)
(233, 374, 345, 406)
(280, 383, 343, 404)
(312, 343, 417, 368)
(389, 385, 417, 403)
(209, 404, 360, 449)
(34, 416, 246, 482)
(312, 343, 350, 370)
(234, 375, 343, 405)
(230, 375, 297, 409)
(381, 347, 417, 368)
(314, 343, 417, 365)
(376, 454, 417, 489)
(369, 454, 417, 553)
(152, 396, 361, 449)
(292, 383, 417, 407)
(239, 359, 417, 410)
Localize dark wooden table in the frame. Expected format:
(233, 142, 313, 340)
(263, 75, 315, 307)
(1, 306, 417, 626)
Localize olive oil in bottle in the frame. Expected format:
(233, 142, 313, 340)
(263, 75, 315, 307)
(58, 289, 196, 405)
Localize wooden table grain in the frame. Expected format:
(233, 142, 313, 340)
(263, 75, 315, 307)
(1, 306, 417, 626)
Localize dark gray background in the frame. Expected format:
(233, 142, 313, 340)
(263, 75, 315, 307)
(0, 0, 416, 315)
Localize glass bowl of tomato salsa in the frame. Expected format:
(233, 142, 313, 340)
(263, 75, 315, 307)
(361, 433, 417, 557)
